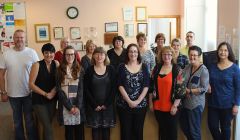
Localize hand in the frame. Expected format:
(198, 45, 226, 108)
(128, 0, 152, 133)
(185, 88, 191, 99)
(73, 107, 80, 114)
(149, 101, 154, 112)
(128, 100, 139, 108)
(95, 106, 102, 112)
(45, 92, 55, 100)
(1, 94, 8, 102)
(207, 84, 212, 94)
(101, 105, 106, 110)
(232, 105, 239, 116)
(170, 105, 178, 116)
(69, 107, 75, 114)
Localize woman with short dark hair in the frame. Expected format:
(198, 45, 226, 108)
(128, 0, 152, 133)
(107, 36, 127, 70)
(29, 43, 59, 140)
(180, 45, 209, 140)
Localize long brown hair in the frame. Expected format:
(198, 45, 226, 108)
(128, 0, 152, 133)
(57, 46, 80, 83)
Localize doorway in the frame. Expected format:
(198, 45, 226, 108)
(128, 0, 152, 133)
(148, 15, 180, 48)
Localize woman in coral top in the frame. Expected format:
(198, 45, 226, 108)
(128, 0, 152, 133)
(149, 46, 185, 140)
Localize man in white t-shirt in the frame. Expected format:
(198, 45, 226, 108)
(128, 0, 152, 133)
(0, 29, 39, 140)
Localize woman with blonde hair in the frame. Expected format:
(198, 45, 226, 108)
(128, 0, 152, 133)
(84, 47, 116, 140)
(81, 40, 96, 71)
(149, 46, 185, 140)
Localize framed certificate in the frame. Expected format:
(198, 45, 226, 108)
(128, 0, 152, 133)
(136, 7, 147, 21)
(70, 27, 81, 40)
(53, 27, 64, 39)
(105, 22, 118, 32)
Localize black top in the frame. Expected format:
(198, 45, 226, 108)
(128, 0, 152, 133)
(32, 60, 57, 105)
(92, 71, 111, 104)
(107, 48, 127, 71)
(84, 65, 116, 109)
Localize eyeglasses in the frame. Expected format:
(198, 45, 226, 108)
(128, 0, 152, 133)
(162, 53, 172, 57)
(128, 51, 138, 54)
(65, 53, 75, 57)
(189, 54, 199, 57)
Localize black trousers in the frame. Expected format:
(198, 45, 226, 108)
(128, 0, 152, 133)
(92, 127, 110, 140)
(117, 107, 147, 140)
(154, 110, 178, 140)
(65, 123, 84, 140)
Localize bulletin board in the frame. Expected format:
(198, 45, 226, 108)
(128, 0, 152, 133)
(0, 2, 26, 52)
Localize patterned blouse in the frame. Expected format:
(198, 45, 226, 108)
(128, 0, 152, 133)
(117, 63, 150, 109)
(141, 49, 155, 73)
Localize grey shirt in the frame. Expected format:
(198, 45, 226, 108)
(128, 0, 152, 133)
(182, 64, 209, 110)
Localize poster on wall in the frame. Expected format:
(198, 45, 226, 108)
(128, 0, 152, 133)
(0, 2, 26, 52)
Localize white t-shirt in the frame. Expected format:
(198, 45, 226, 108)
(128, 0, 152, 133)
(0, 47, 39, 97)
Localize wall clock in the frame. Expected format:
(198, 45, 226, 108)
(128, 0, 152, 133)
(66, 6, 79, 19)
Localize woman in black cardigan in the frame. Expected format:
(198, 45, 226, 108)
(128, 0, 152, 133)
(149, 46, 186, 140)
(84, 47, 116, 140)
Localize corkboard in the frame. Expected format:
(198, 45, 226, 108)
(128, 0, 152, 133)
(104, 33, 118, 45)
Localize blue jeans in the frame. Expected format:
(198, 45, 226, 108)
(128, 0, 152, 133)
(208, 107, 233, 140)
(9, 95, 38, 140)
(180, 105, 203, 140)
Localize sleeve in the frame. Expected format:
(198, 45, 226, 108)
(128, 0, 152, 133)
(174, 66, 186, 99)
(104, 66, 116, 107)
(199, 67, 209, 94)
(83, 67, 98, 109)
(32, 49, 39, 62)
(54, 51, 62, 63)
(80, 56, 89, 72)
(117, 63, 125, 87)
(76, 69, 84, 109)
(142, 63, 150, 88)
(149, 65, 157, 93)
(149, 50, 156, 72)
(184, 55, 190, 68)
(233, 66, 240, 106)
(56, 75, 73, 111)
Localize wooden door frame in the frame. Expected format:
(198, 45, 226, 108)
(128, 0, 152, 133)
(148, 15, 181, 38)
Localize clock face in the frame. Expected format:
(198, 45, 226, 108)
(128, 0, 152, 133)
(67, 7, 79, 19)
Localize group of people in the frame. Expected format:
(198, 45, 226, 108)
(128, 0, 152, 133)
(0, 29, 239, 140)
